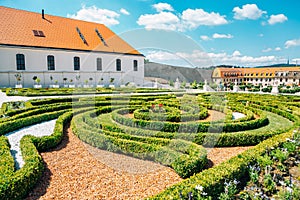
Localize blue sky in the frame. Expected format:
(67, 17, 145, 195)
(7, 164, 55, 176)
(1, 0, 300, 67)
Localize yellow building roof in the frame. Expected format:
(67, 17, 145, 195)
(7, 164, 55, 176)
(0, 6, 142, 55)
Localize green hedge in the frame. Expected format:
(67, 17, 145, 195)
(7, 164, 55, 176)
(150, 129, 296, 199)
(112, 107, 269, 133)
(0, 137, 14, 180)
(0, 110, 74, 200)
(0, 110, 68, 136)
(133, 105, 208, 122)
(71, 109, 207, 178)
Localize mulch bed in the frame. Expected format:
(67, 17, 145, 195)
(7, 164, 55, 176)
(25, 126, 253, 200)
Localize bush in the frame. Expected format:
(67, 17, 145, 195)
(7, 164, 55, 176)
(0, 111, 73, 200)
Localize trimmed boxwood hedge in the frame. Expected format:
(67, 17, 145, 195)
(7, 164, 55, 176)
(149, 129, 297, 199)
(0, 92, 298, 199)
(112, 107, 269, 133)
(71, 108, 208, 178)
(0, 110, 74, 200)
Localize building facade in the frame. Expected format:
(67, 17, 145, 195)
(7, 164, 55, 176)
(212, 67, 300, 87)
(0, 6, 144, 88)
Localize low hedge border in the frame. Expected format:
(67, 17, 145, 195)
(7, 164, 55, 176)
(0, 109, 69, 136)
(112, 107, 269, 133)
(5, 88, 174, 97)
(71, 109, 208, 178)
(89, 109, 291, 147)
(0, 110, 75, 200)
(133, 105, 208, 122)
(0, 137, 14, 180)
(149, 128, 297, 199)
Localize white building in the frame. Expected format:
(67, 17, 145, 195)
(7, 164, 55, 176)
(0, 6, 145, 88)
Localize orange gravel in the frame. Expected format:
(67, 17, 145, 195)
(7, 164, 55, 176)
(206, 146, 254, 166)
(25, 127, 182, 200)
(25, 126, 253, 200)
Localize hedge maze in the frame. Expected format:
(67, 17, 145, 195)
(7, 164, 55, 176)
(0, 92, 299, 199)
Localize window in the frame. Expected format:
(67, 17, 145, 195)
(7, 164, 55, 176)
(97, 58, 102, 71)
(32, 30, 45, 37)
(47, 55, 55, 70)
(116, 59, 121, 71)
(133, 60, 138, 71)
(74, 57, 80, 70)
(95, 29, 107, 46)
(16, 54, 25, 70)
(76, 27, 87, 44)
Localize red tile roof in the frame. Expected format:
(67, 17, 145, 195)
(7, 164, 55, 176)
(0, 6, 142, 55)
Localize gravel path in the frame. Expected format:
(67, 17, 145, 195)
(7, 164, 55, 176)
(5, 119, 57, 169)
(232, 112, 246, 120)
(25, 127, 183, 200)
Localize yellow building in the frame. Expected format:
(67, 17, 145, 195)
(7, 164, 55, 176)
(212, 67, 300, 86)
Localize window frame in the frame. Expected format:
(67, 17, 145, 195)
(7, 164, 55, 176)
(16, 54, 25, 70)
(116, 59, 121, 71)
(74, 56, 80, 71)
(96, 57, 102, 71)
(133, 60, 138, 71)
(47, 55, 55, 71)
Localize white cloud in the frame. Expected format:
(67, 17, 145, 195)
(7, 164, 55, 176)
(137, 7, 228, 31)
(137, 12, 180, 31)
(292, 58, 300, 65)
(232, 50, 241, 56)
(68, 5, 120, 26)
(262, 48, 272, 52)
(182, 9, 228, 28)
(200, 35, 211, 41)
(268, 14, 288, 25)
(145, 49, 286, 67)
(258, 33, 264, 37)
(152, 3, 174, 12)
(200, 33, 233, 41)
(212, 33, 233, 39)
(274, 47, 281, 51)
(146, 51, 181, 61)
(233, 4, 266, 20)
(262, 47, 282, 52)
(285, 38, 300, 48)
(120, 8, 130, 15)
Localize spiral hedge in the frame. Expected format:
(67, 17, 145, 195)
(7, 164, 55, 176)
(0, 92, 299, 199)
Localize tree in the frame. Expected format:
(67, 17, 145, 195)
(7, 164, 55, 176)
(32, 76, 37, 85)
(36, 78, 41, 84)
(181, 81, 186, 89)
(191, 80, 198, 89)
(169, 80, 174, 87)
(110, 78, 115, 84)
(15, 73, 22, 84)
(63, 77, 68, 84)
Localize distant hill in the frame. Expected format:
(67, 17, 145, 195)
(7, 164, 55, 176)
(144, 62, 213, 83)
(255, 63, 298, 68)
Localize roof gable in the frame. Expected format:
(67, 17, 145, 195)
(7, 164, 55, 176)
(0, 6, 142, 55)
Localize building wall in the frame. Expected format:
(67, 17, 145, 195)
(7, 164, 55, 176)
(0, 46, 145, 87)
(212, 68, 300, 87)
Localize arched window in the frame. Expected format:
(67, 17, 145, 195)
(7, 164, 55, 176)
(97, 58, 102, 71)
(16, 54, 25, 70)
(133, 60, 138, 71)
(116, 59, 121, 71)
(47, 55, 55, 70)
(74, 57, 80, 70)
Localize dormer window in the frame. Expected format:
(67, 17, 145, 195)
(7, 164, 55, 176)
(95, 28, 107, 46)
(32, 30, 45, 37)
(76, 27, 87, 44)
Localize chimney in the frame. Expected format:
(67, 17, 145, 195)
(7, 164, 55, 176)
(42, 9, 45, 19)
